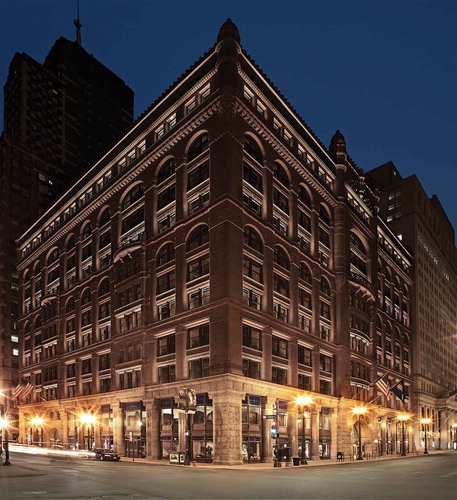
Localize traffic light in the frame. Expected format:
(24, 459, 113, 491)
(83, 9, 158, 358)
(271, 420, 279, 438)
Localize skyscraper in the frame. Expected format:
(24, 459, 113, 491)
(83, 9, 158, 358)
(366, 162, 457, 451)
(0, 32, 133, 426)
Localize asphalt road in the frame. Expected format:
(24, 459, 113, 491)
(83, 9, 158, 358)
(0, 452, 456, 499)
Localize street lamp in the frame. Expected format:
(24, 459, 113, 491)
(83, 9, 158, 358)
(353, 407, 367, 460)
(398, 414, 409, 456)
(31, 417, 45, 446)
(420, 418, 431, 455)
(0, 416, 11, 466)
(296, 395, 312, 464)
(79, 413, 97, 450)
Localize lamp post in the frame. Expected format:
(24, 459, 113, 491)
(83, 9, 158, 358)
(296, 395, 312, 464)
(420, 418, 431, 455)
(31, 417, 45, 446)
(0, 416, 11, 466)
(79, 413, 96, 450)
(353, 407, 367, 460)
(398, 414, 409, 456)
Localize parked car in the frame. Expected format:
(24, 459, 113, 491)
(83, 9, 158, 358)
(94, 448, 121, 461)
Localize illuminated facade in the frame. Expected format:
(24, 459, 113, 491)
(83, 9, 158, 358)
(367, 162, 457, 451)
(17, 20, 414, 464)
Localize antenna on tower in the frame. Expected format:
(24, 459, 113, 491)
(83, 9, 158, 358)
(73, 0, 82, 46)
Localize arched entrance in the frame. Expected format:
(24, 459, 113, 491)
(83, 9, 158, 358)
(352, 417, 372, 459)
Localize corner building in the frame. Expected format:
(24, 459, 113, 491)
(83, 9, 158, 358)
(17, 21, 414, 464)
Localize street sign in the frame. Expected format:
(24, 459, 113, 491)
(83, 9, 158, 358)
(263, 415, 276, 419)
(278, 412, 287, 416)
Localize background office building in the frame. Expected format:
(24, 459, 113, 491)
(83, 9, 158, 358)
(0, 34, 133, 422)
(16, 20, 414, 464)
(367, 163, 457, 451)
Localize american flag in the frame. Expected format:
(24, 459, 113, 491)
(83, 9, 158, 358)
(374, 373, 391, 400)
(12, 381, 34, 401)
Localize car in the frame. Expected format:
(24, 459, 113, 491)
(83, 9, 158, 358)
(94, 448, 121, 461)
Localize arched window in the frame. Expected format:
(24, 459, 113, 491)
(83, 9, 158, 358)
(243, 226, 263, 253)
(67, 234, 76, 250)
(187, 225, 209, 251)
(66, 297, 75, 313)
(157, 158, 176, 184)
(81, 288, 91, 305)
(298, 186, 311, 207)
(99, 278, 110, 297)
(385, 267, 392, 282)
(402, 285, 409, 298)
(48, 248, 59, 265)
(34, 316, 42, 329)
(299, 262, 312, 283)
(24, 322, 31, 335)
(188, 134, 209, 162)
(122, 184, 144, 211)
(350, 233, 366, 255)
(273, 162, 289, 188)
(402, 333, 410, 347)
(99, 208, 111, 227)
(82, 222, 92, 240)
(157, 243, 175, 266)
(243, 135, 263, 164)
(319, 205, 330, 225)
(320, 277, 331, 295)
(274, 246, 289, 270)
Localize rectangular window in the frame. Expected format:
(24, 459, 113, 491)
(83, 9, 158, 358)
(100, 378, 111, 393)
(298, 210, 311, 231)
(274, 274, 289, 297)
(243, 163, 263, 193)
(242, 325, 262, 350)
(188, 287, 209, 309)
(298, 346, 312, 366)
(243, 288, 261, 310)
(272, 366, 287, 385)
(188, 324, 209, 349)
(188, 191, 210, 214)
(187, 161, 209, 190)
(319, 301, 331, 320)
(319, 354, 332, 373)
(189, 358, 209, 379)
(243, 256, 263, 282)
(272, 336, 288, 358)
(157, 271, 175, 294)
(243, 193, 262, 216)
(158, 300, 175, 320)
(187, 255, 209, 281)
(157, 185, 175, 210)
(158, 334, 176, 356)
(158, 364, 176, 384)
(242, 359, 260, 379)
(298, 374, 312, 391)
(299, 289, 312, 309)
(273, 302, 289, 322)
(273, 188, 289, 214)
(320, 379, 332, 395)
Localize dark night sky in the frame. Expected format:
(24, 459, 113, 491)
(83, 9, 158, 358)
(1, 0, 456, 233)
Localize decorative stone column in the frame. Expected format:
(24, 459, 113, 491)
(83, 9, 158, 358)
(113, 405, 125, 455)
(262, 397, 274, 464)
(288, 406, 298, 459)
(211, 390, 243, 465)
(310, 406, 321, 461)
(145, 400, 161, 459)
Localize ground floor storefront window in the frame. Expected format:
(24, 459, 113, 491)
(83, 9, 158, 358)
(242, 395, 263, 463)
(123, 401, 146, 458)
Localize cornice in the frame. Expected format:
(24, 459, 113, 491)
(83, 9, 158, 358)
(19, 98, 222, 270)
(236, 100, 337, 207)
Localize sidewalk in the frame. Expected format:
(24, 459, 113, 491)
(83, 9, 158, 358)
(132, 449, 455, 471)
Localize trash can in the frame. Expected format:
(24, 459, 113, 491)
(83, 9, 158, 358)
(292, 457, 300, 466)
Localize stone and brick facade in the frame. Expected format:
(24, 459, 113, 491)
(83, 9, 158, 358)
(16, 20, 414, 464)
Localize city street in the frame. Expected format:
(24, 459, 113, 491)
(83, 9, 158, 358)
(0, 452, 456, 499)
